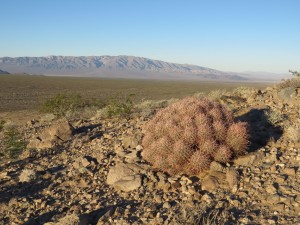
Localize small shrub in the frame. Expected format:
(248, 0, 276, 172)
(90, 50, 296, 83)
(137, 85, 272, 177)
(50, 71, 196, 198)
(277, 77, 300, 90)
(142, 97, 249, 176)
(19, 169, 36, 183)
(264, 109, 285, 125)
(0, 119, 5, 131)
(232, 86, 258, 99)
(1, 126, 26, 158)
(207, 89, 228, 100)
(40, 93, 104, 117)
(97, 94, 134, 118)
(174, 202, 228, 225)
(289, 70, 300, 77)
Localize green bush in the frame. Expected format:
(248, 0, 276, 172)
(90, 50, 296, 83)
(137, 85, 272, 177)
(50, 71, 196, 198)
(103, 94, 134, 117)
(40, 93, 104, 117)
(1, 126, 26, 159)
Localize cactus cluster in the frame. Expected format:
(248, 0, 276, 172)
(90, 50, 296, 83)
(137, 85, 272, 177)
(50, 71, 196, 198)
(142, 97, 249, 176)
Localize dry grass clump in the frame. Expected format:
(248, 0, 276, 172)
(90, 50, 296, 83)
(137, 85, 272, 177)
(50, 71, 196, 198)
(142, 97, 249, 176)
(231, 86, 258, 99)
(173, 202, 228, 225)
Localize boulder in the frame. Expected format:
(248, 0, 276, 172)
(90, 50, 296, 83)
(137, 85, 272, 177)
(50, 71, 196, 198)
(27, 119, 74, 149)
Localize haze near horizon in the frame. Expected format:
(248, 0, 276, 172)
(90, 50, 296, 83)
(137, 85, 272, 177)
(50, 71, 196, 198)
(0, 0, 299, 74)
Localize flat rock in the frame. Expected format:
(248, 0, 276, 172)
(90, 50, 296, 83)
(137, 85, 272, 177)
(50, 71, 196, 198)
(106, 162, 142, 185)
(113, 175, 142, 192)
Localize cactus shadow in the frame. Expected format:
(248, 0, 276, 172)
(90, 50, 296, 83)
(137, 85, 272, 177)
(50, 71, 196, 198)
(236, 108, 283, 152)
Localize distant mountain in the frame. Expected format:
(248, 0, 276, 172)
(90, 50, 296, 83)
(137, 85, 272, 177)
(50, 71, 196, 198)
(0, 55, 247, 80)
(0, 69, 9, 74)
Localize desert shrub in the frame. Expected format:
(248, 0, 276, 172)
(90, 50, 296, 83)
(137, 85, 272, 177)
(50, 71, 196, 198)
(277, 77, 300, 90)
(1, 126, 26, 158)
(96, 94, 134, 118)
(289, 70, 300, 77)
(135, 98, 179, 117)
(264, 109, 285, 125)
(40, 93, 104, 117)
(142, 97, 249, 176)
(207, 89, 228, 100)
(231, 86, 258, 99)
(0, 119, 5, 131)
(174, 202, 228, 225)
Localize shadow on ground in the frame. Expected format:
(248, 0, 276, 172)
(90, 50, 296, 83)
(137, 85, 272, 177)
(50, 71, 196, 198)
(237, 108, 283, 152)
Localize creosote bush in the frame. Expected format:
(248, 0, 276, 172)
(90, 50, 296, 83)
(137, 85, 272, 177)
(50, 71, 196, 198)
(96, 94, 134, 118)
(1, 126, 26, 159)
(40, 93, 104, 117)
(142, 97, 249, 176)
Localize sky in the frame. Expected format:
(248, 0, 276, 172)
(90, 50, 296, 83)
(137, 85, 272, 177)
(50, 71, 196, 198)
(0, 0, 299, 73)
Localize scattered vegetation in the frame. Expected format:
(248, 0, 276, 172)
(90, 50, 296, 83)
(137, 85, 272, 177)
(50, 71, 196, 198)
(277, 70, 300, 90)
(142, 97, 249, 176)
(40, 93, 104, 117)
(0, 75, 267, 112)
(289, 70, 300, 77)
(207, 89, 228, 100)
(277, 78, 300, 90)
(1, 126, 26, 159)
(95, 94, 134, 118)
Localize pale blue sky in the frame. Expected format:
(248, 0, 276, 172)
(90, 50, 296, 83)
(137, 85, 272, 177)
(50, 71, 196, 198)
(0, 0, 299, 73)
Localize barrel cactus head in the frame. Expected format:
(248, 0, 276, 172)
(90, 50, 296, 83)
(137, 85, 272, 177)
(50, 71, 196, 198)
(142, 97, 249, 176)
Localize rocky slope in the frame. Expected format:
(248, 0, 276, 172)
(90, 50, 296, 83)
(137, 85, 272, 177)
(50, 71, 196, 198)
(0, 56, 247, 80)
(0, 79, 300, 224)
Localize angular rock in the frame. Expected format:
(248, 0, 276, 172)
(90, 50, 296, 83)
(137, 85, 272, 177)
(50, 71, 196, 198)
(113, 175, 142, 192)
(122, 135, 140, 148)
(28, 119, 74, 149)
(201, 175, 219, 191)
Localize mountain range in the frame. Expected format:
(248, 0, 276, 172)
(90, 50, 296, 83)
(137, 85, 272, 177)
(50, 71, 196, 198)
(0, 55, 289, 81)
(0, 69, 9, 74)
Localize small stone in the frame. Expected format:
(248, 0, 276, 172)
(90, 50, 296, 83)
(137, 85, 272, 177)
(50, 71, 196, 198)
(266, 184, 277, 194)
(162, 202, 171, 209)
(273, 203, 285, 211)
(226, 169, 238, 188)
(283, 167, 296, 176)
(201, 176, 219, 191)
(81, 158, 90, 167)
(122, 135, 139, 148)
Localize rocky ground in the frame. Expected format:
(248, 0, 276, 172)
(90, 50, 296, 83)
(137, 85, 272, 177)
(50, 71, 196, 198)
(0, 81, 300, 225)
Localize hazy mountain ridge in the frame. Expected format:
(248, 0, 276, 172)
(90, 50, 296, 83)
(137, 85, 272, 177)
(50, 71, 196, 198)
(0, 69, 9, 74)
(0, 55, 247, 80)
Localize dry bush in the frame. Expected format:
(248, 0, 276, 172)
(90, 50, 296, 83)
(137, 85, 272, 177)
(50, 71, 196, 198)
(263, 109, 285, 125)
(142, 97, 249, 176)
(277, 77, 300, 90)
(207, 89, 228, 100)
(231, 86, 258, 99)
(173, 202, 228, 225)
